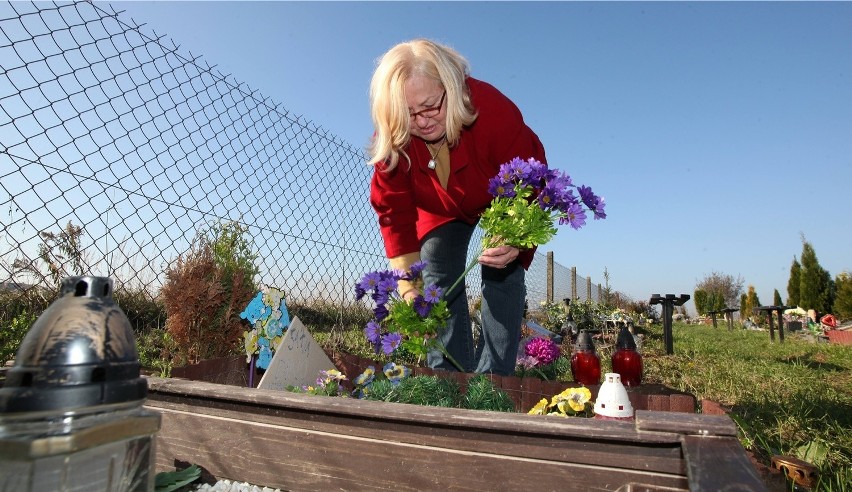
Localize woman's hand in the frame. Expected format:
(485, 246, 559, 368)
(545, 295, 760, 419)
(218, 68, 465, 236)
(478, 245, 520, 269)
(401, 288, 420, 302)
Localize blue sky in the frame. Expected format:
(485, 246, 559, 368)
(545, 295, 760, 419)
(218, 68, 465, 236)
(111, 1, 852, 309)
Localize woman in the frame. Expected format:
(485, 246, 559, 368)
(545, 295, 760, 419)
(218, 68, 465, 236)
(368, 39, 547, 375)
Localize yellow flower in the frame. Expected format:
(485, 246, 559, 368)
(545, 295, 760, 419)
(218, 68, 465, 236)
(551, 387, 592, 413)
(324, 369, 345, 380)
(528, 398, 549, 415)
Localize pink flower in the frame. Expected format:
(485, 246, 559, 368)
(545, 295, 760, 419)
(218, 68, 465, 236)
(524, 337, 560, 366)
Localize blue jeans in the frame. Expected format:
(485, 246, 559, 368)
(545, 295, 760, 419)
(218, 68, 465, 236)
(421, 221, 526, 376)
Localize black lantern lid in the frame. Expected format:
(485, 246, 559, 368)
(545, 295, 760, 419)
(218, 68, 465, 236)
(575, 329, 596, 352)
(0, 276, 147, 414)
(615, 325, 637, 351)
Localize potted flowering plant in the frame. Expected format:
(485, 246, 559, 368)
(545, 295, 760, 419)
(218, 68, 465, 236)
(356, 157, 605, 372)
(528, 386, 594, 418)
(516, 336, 565, 380)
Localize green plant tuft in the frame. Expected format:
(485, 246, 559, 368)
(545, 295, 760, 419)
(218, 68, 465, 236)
(462, 375, 515, 412)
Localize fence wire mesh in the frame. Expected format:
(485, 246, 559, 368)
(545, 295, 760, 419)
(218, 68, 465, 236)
(1, 1, 630, 323)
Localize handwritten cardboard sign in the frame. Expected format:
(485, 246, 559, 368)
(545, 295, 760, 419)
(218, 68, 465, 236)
(257, 316, 336, 391)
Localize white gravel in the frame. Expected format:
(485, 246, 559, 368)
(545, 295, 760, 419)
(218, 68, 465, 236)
(194, 480, 282, 492)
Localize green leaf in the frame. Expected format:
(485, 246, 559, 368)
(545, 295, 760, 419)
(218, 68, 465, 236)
(796, 440, 829, 467)
(155, 464, 202, 492)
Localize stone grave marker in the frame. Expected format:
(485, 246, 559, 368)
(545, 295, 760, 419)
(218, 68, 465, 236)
(257, 316, 336, 391)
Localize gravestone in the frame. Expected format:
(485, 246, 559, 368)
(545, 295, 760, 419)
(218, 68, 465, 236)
(257, 316, 336, 391)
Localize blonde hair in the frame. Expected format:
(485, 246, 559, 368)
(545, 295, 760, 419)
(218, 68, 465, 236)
(368, 39, 478, 170)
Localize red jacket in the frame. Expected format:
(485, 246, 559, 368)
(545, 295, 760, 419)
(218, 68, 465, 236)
(370, 77, 547, 268)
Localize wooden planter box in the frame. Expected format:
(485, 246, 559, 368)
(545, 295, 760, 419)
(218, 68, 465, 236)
(170, 353, 699, 414)
(145, 377, 766, 491)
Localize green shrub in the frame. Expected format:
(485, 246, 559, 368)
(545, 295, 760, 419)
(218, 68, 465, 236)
(1, 311, 37, 366)
(160, 221, 259, 364)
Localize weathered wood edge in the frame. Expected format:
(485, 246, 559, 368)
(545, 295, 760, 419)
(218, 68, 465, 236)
(681, 435, 767, 491)
(635, 410, 738, 437)
(147, 376, 694, 443)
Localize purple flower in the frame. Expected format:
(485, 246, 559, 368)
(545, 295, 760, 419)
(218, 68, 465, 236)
(413, 295, 431, 317)
(519, 158, 549, 187)
(509, 158, 533, 183)
(537, 186, 558, 210)
(497, 163, 516, 183)
(560, 202, 587, 230)
(358, 271, 382, 293)
(381, 332, 402, 355)
(578, 185, 600, 211)
(402, 260, 427, 280)
(423, 284, 443, 304)
(354, 283, 366, 300)
(593, 196, 607, 220)
(377, 277, 397, 297)
(373, 304, 389, 322)
(488, 176, 516, 198)
(364, 320, 382, 344)
(528, 162, 552, 186)
(524, 337, 561, 365)
(516, 355, 540, 370)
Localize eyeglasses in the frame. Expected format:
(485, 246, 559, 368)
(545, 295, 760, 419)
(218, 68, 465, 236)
(409, 90, 446, 120)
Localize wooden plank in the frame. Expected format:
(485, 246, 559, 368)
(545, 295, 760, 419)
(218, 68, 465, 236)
(145, 379, 688, 476)
(146, 377, 681, 444)
(153, 406, 689, 491)
(681, 436, 767, 491)
(146, 396, 687, 477)
(635, 410, 738, 437)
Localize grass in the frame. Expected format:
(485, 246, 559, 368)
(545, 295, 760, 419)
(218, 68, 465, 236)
(641, 322, 851, 491)
(315, 319, 852, 490)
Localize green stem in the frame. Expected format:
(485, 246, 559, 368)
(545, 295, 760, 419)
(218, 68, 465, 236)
(436, 343, 465, 372)
(445, 248, 483, 299)
(433, 242, 493, 373)
(533, 367, 549, 381)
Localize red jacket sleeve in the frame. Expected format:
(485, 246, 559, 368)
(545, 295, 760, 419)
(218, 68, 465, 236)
(370, 160, 420, 258)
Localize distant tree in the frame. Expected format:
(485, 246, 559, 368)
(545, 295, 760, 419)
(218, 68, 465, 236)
(773, 289, 783, 306)
(707, 291, 726, 312)
(695, 272, 743, 309)
(12, 221, 88, 290)
(787, 256, 801, 307)
(693, 289, 709, 315)
(742, 285, 761, 322)
(740, 293, 748, 320)
(833, 272, 852, 320)
(799, 238, 835, 313)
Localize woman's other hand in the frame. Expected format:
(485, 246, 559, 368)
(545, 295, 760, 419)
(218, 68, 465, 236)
(478, 245, 519, 269)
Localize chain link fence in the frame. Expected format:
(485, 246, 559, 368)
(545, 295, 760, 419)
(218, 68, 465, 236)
(1, 1, 630, 322)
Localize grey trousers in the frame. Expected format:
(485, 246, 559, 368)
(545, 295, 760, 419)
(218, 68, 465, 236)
(421, 221, 526, 376)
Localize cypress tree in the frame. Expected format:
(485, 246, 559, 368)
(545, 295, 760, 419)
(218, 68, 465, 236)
(773, 289, 783, 306)
(834, 272, 852, 320)
(742, 286, 761, 322)
(799, 239, 834, 313)
(694, 289, 708, 315)
(787, 256, 801, 307)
